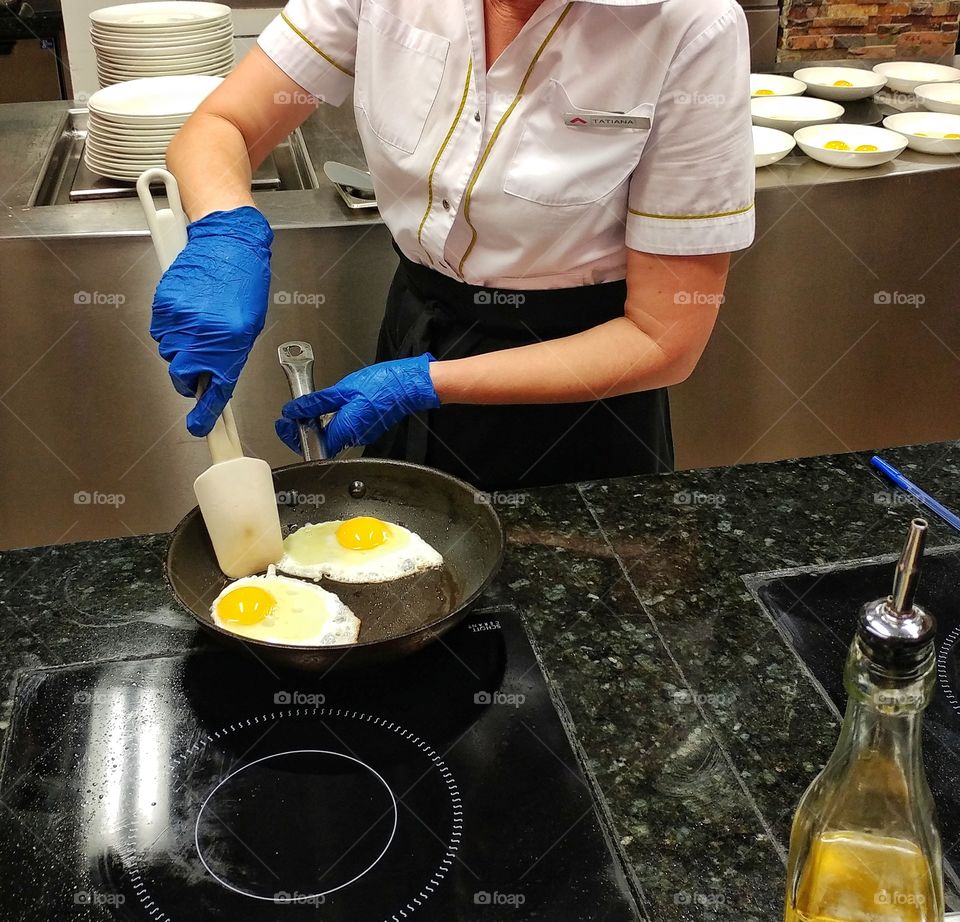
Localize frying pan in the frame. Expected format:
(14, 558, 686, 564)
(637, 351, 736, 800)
(166, 457, 505, 671)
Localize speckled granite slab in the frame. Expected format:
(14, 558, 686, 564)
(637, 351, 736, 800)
(1, 441, 957, 921)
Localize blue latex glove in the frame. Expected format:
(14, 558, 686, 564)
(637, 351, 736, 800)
(276, 354, 440, 457)
(150, 206, 273, 437)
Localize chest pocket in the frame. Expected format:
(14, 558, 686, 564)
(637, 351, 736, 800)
(503, 80, 654, 206)
(354, 1, 450, 155)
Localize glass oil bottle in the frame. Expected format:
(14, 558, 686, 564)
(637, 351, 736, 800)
(784, 518, 943, 922)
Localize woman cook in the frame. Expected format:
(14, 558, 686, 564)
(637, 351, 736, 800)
(151, 0, 755, 489)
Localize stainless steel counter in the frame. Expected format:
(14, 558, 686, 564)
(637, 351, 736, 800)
(3, 97, 959, 231)
(1, 97, 959, 549)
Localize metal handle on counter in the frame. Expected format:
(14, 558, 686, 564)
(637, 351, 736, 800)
(278, 341, 327, 461)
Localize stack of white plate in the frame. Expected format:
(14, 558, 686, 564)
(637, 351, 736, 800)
(91, 2, 234, 87)
(84, 75, 223, 181)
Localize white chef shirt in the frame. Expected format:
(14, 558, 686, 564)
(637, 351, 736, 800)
(259, 0, 755, 290)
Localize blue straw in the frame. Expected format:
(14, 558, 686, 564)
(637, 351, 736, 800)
(870, 455, 960, 535)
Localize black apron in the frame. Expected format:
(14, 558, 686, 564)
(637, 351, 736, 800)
(365, 245, 674, 491)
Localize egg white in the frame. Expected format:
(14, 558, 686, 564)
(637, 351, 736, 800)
(278, 519, 443, 583)
(210, 566, 360, 646)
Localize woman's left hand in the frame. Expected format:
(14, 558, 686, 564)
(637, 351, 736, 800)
(276, 353, 440, 457)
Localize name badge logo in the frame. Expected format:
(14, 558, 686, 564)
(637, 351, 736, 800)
(563, 112, 651, 129)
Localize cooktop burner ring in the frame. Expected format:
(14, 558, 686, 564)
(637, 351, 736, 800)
(936, 623, 960, 715)
(118, 706, 464, 922)
(194, 748, 400, 902)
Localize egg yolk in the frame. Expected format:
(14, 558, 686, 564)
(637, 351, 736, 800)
(945, 133, 960, 139)
(855, 144, 878, 152)
(755, 88, 774, 96)
(833, 79, 853, 87)
(824, 140, 850, 150)
(216, 586, 276, 625)
(336, 516, 392, 551)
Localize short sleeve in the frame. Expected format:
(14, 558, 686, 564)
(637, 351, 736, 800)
(626, 3, 755, 256)
(257, 0, 360, 107)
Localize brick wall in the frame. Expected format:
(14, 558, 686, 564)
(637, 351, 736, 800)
(780, 1, 960, 62)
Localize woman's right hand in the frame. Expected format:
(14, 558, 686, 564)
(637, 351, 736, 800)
(150, 206, 274, 437)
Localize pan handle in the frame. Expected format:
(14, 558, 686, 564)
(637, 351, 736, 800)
(278, 341, 328, 461)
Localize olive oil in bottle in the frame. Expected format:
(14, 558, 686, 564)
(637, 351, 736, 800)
(783, 519, 943, 922)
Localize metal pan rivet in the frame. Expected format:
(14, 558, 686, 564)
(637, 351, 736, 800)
(349, 480, 366, 498)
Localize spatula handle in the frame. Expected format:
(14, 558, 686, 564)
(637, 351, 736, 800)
(137, 168, 242, 462)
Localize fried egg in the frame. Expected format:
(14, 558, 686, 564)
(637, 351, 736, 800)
(824, 140, 851, 151)
(210, 566, 360, 645)
(833, 79, 853, 87)
(278, 516, 443, 583)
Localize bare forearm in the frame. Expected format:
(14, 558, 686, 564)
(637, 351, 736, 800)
(166, 113, 256, 221)
(430, 316, 699, 405)
(165, 48, 320, 221)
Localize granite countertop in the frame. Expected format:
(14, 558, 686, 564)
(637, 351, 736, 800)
(1, 440, 958, 920)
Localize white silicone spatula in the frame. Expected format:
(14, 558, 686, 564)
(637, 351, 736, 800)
(137, 167, 283, 578)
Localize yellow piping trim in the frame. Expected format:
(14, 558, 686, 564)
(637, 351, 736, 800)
(417, 58, 474, 266)
(629, 202, 755, 221)
(455, 3, 573, 279)
(280, 10, 354, 78)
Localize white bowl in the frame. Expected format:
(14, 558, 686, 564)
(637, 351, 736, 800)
(87, 112, 188, 131)
(882, 111, 960, 153)
(91, 25, 233, 49)
(96, 47, 234, 64)
(793, 66, 887, 101)
(88, 75, 223, 118)
(751, 96, 845, 134)
(751, 73, 807, 98)
(97, 56, 233, 77)
(914, 82, 960, 116)
(92, 34, 232, 56)
(83, 156, 163, 180)
(752, 125, 795, 167)
(793, 124, 907, 168)
(872, 61, 960, 94)
(90, 2, 230, 29)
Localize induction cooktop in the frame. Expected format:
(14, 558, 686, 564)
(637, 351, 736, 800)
(0, 608, 641, 921)
(746, 544, 960, 907)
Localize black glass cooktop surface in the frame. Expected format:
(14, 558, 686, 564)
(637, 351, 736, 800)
(0, 609, 641, 921)
(746, 545, 960, 905)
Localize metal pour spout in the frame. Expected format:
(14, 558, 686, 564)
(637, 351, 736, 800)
(857, 517, 935, 662)
(890, 518, 927, 616)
